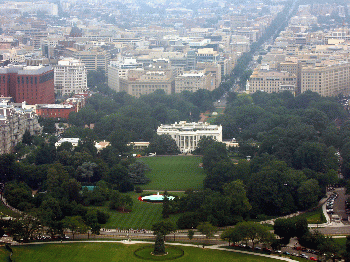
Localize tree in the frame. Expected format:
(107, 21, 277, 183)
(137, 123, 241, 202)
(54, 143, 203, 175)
(188, 229, 194, 240)
(152, 221, 176, 240)
(8, 213, 41, 242)
(294, 217, 309, 239)
(154, 233, 166, 255)
(197, 222, 217, 240)
(128, 161, 151, 184)
(22, 130, 33, 145)
(273, 218, 296, 245)
(62, 216, 87, 240)
(77, 162, 97, 183)
(108, 130, 131, 155)
(221, 227, 242, 246)
(297, 179, 320, 210)
(162, 191, 170, 219)
(177, 211, 203, 229)
(293, 142, 328, 172)
(319, 237, 342, 262)
(109, 191, 133, 212)
(343, 236, 350, 262)
(119, 195, 133, 212)
(233, 221, 273, 250)
(223, 180, 251, 220)
(147, 134, 180, 155)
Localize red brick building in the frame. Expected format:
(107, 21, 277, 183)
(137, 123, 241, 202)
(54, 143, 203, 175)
(36, 104, 76, 119)
(0, 65, 54, 105)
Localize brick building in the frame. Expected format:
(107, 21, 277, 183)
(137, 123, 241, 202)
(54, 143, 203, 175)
(0, 64, 54, 105)
(36, 104, 76, 119)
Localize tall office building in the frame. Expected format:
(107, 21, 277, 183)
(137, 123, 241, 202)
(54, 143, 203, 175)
(0, 64, 54, 104)
(54, 58, 87, 95)
(73, 49, 111, 72)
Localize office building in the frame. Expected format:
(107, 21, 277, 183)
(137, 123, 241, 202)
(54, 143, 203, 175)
(0, 64, 54, 105)
(248, 69, 297, 94)
(54, 58, 87, 96)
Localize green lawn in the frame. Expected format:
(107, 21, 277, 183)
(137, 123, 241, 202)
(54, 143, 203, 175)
(140, 156, 206, 191)
(95, 191, 182, 229)
(296, 207, 326, 224)
(9, 242, 286, 262)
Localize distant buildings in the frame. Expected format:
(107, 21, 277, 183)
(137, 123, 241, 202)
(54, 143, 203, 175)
(301, 61, 350, 96)
(54, 58, 87, 96)
(0, 64, 54, 105)
(248, 68, 297, 94)
(0, 101, 42, 154)
(72, 49, 111, 72)
(119, 69, 174, 97)
(157, 121, 222, 153)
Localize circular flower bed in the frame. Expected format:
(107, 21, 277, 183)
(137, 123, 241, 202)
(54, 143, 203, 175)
(134, 245, 184, 261)
(138, 192, 175, 203)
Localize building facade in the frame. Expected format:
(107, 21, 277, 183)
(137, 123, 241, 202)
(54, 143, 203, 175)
(248, 69, 297, 94)
(301, 61, 350, 96)
(157, 121, 222, 153)
(54, 58, 87, 96)
(73, 49, 111, 72)
(0, 64, 54, 104)
(0, 101, 42, 154)
(175, 72, 210, 93)
(119, 69, 174, 97)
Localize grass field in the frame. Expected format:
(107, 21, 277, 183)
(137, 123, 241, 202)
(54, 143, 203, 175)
(297, 207, 327, 224)
(95, 191, 182, 229)
(9, 242, 285, 262)
(140, 156, 205, 191)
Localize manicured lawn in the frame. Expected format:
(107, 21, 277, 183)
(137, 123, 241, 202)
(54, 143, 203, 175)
(140, 156, 205, 191)
(95, 191, 182, 229)
(297, 207, 326, 224)
(0, 246, 9, 261)
(9, 242, 286, 262)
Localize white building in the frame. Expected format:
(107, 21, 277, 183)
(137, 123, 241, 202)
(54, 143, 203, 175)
(157, 121, 222, 153)
(54, 58, 87, 96)
(55, 138, 80, 148)
(175, 71, 210, 93)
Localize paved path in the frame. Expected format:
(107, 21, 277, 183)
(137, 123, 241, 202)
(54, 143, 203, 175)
(17, 240, 298, 261)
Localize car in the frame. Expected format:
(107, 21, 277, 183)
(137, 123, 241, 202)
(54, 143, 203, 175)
(300, 254, 308, 259)
(310, 257, 317, 261)
(283, 251, 290, 255)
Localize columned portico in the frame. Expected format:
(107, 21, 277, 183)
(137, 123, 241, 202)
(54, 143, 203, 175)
(157, 121, 222, 153)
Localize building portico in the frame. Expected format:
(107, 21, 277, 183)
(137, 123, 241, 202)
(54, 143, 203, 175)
(157, 121, 222, 153)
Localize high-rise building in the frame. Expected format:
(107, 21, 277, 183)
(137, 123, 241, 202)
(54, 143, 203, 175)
(73, 49, 111, 72)
(54, 58, 87, 96)
(0, 64, 54, 104)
